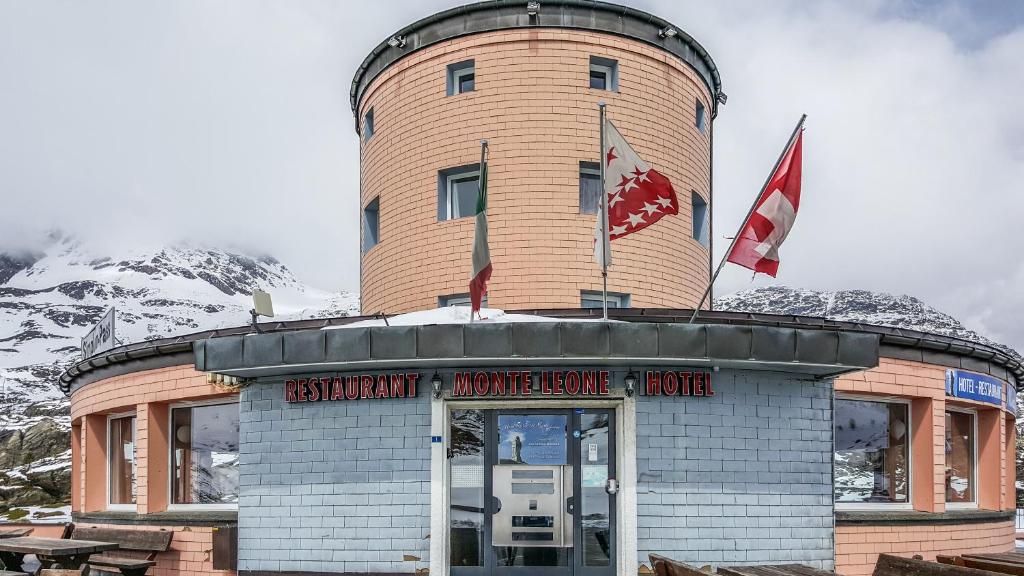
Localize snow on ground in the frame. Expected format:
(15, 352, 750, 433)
(326, 306, 608, 329)
(0, 505, 71, 524)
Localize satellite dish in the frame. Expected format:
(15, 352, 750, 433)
(252, 289, 275, 318)
(250, 289, 274, 333)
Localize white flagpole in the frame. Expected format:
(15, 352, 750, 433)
(689, 114, 806, 323)
(599, 102, 609, 321)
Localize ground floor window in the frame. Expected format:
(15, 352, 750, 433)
(108, 415, 137, 507)
(833, 398, 909, 505)
(171, 402, 240, 506)
(945, 409, 976, 504)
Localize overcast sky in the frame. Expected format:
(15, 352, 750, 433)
(0, 0, 1022, 351)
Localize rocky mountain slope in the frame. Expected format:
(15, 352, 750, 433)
(716, 285, 1022, 363)
(0, 234, 358, 514)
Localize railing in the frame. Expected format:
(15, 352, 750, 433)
(1016, 508, 1024, 531)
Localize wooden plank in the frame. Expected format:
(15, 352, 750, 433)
(0, 529, 32, 540)
(720, 565, 834, 576)
(0, 537, 118, 556)
(873, 554, 1005, 576)
(72, 528, 172, 552)
(964, 555, 1024, 566)
(957, 558, 1024, 576)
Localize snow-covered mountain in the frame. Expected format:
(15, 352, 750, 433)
(0, 234, 357, 514)
(716, 285, 1022, 362)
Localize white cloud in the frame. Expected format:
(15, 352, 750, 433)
(0, 0, 1020, 351)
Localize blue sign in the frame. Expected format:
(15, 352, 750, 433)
(1007, 386, 1018, 418)
(945, 369, 1003, 406)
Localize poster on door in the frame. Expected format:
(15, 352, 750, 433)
(497, 415, 568, 465)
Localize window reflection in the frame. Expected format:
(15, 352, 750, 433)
(945, 411, 975, 503)
(172, 403, 239, 505)
(834, 399, 909, 503)
(449, 410, 484, 567)
(581, 413, 611, 566)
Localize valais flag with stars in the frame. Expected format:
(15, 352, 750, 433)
(593, 120, 679, 266)
(725, 128, 804, 277)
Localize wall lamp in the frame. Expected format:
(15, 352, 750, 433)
(431, 372, 443, 399)
(527, 2, 540, 17)
(717, 92, 728, 105)
(658, 26, 677, 39)
(624, 370, 637, 397)
(387, 35, 406, 49)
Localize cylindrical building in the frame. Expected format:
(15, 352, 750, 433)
(55, 3, 1021, 576)
(354, 1, 720, 314)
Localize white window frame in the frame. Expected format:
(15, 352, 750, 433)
(363, 107, 374, 141)
(579, 162, 601, 214)
(581, 290, 629, 309)
(833, 394, 913, 511)
(944, 406, 979, 509)
(452, 67, 474, 95)
(695, 98, 707, 134)
(589, 56, 618, 92)
(106, 412, 138, 512)
(445, 169, 480, 220)
(167, 397, 240, 512)
(439, 293, 486, 308)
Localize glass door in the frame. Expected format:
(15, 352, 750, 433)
(448, 408, 616, 576)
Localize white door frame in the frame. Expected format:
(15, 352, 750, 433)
(429, 397, 638, 576)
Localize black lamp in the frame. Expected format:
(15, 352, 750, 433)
(624, 370, 637, 397)
(431, 372, 443, 399)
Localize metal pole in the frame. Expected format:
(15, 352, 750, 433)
(689, 114, 806, 323)
(599, 102, 609, 321)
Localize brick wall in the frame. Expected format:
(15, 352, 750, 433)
(636, 371, 835, 569)
(358, 28, 713, 313)
(237, 380, 431, 574)
(835, 521, 1016, 576)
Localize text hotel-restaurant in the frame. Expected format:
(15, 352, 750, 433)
(58, 2, 1022, 576)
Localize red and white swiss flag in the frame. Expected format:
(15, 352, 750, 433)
(594, 120, 679, 266)
(725, 129, 804, 277)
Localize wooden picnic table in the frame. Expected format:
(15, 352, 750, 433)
(0, 530, 32, 540)
(718, 564, 837, 576)
(962, 553, 1024, 565)
(0, 537, 118, 572)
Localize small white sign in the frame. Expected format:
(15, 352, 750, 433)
(81, 308, 116, 359)
(588, 443, 598, 462)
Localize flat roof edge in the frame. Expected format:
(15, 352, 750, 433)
(348, 0, 724, 130)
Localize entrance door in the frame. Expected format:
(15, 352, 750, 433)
(448, 409, 616, 576)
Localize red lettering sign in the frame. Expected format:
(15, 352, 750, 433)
(642, 371, 713, 397)
(284, 372, 421, 402)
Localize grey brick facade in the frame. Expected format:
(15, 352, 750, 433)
(636, 371, 835, 570)
(238, 380, 431, 574)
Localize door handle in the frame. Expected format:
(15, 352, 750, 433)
(566, 496, 574, 514)
(605, 478, 619, 495)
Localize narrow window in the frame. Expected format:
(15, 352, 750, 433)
(108, 415, 137, 508)
(581, 290, 629, 309)
(447, 60, 475, 96)
(589, 56, 618, 91)
(695, 99, 706, 133)
(363, 107, 374, 141)
(691, 191, 709, 247)
(945, 410, 976, 505)
(834, 399, 910, 505)
(171, 402, 239, 507)
(449, 409, 485, 566)
(363, 197, 380, 253)
(438, 165, 480, 221)
(579, 161, 601, 214)
(439, 293, 486, 308)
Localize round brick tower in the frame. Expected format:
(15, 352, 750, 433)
(352, 0, 723, 314)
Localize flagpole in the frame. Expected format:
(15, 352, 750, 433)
(472, 138, 488, 324)
(689, 113, 806, 324)
(598, 102, 609, 321)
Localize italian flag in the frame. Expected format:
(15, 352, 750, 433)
(470, 143, 491, 314)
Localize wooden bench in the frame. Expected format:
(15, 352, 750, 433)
(937, 553, 1024, 575)
(69, 528, 172, 576)
(649, 554, 711, 576)
(874, 553, 1005, 576)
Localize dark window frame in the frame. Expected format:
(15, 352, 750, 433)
(363, 197, 380, 253)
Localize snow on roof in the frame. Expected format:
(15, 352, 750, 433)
(324, 306, 609, 329)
